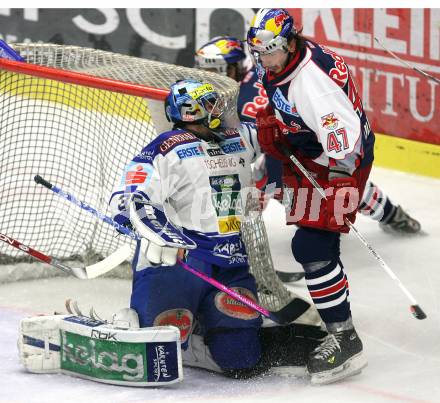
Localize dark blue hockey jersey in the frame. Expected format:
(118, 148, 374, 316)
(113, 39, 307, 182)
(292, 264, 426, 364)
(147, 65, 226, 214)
(237, 68, 269, 123)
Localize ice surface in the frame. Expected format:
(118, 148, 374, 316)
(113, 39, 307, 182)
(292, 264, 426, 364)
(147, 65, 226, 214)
(1, 167, 439, 403)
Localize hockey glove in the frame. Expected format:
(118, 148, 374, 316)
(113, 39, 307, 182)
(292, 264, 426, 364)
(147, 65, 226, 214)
(139, 237, 182, 267)
(256, 105, 292, 163)
(324, 170, 359, 233)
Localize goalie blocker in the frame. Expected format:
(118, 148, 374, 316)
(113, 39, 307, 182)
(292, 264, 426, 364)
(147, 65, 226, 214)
(18, 313, 183, 386)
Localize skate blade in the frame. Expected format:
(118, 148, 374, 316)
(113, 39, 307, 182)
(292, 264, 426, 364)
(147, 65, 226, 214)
(310, 353, 368, 385)
(270, 365, 307, 378)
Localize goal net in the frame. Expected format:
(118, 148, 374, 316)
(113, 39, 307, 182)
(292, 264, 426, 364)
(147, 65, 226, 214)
(0, 43, 300, 313)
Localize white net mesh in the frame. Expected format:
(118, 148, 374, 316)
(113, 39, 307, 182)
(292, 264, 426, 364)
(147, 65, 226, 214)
(0, 43, 298, 312)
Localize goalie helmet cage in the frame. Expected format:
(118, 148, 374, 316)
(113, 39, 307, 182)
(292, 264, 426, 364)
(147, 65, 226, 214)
(0, 43, 292, 310)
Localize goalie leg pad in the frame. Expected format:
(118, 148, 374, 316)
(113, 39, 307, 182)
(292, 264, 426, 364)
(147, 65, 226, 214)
(18, 315, 64, 373)
(18, 314, 183, 386)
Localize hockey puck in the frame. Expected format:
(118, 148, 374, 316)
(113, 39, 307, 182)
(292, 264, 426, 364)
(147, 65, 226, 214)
(276, 270, 305, 283)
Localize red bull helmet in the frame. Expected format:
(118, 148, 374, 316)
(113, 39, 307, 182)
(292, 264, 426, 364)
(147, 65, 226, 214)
(195, 36, 246, 75)
(247, 9, 296, 56)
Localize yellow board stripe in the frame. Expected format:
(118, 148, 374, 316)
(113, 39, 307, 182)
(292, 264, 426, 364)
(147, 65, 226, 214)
(0, 71, 152, 123)
(374, 133, 440, 179)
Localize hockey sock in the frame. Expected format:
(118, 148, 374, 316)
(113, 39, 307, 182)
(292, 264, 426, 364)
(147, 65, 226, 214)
(359, 181, 395, 222)
(304, 260, 351, 324)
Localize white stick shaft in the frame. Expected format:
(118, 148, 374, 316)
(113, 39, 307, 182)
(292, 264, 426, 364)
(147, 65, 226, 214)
(345, 223, 417, 304)
(374, 37, 440, 85)
(288, 154, 420, 306)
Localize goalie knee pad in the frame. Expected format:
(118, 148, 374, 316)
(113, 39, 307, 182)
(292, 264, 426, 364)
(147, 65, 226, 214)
(18, 313, 183, 386)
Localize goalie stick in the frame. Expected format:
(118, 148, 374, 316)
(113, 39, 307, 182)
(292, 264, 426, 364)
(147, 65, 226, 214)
(34, 175, 196, 249)
(0, 232, 131, 279)
(176, 258, 309, 325)
(282, 149, 427, 320)
(35, 175, 311, 325)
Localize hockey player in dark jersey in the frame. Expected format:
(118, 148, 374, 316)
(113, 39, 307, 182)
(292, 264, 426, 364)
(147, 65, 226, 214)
(247, 8, 376, 384)
(195, 36, 284, 195)
(195, 36, 421, 235)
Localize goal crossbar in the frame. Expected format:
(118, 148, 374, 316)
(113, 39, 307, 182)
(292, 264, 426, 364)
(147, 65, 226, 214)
(0, 57, 168, 100)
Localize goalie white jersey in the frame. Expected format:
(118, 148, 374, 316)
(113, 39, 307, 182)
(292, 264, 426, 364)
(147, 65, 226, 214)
(110, 122, 261, 267)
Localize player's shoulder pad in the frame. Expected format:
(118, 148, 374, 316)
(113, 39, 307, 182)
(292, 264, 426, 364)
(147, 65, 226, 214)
(306, 39, 348, 81)
(237, 122, 258, 158)
(145, 129, 201, 157)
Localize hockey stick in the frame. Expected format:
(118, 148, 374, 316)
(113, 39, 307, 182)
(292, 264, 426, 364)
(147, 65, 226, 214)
(0, 232, 131, 279)
(35, 175, 311, 325)
(276, 270, 305, 283)
(374, 37, 440, 85)
(283, 151, 426, 320)
(0, 39, 25, 62)
(34, 175, 139, 241)
(34, 175, 196, 249)
(177, 258, 309, 324)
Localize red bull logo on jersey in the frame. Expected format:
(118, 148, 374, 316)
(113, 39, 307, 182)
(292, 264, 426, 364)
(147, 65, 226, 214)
(321, 113, 339, 130)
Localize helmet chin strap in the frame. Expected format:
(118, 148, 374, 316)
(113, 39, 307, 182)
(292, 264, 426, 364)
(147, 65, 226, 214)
(208, 117, 221, 130)
(184, 121, 224, 143)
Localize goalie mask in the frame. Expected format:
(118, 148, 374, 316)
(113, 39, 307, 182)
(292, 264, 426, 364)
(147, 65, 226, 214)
(165, 79, 226, 135)
(247, 9, 296, 58)
(195, 36, 246, 76)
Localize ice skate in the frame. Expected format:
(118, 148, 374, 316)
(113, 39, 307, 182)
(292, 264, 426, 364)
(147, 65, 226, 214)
(307, 328, 367, 385)
(380, 205, 421, 234)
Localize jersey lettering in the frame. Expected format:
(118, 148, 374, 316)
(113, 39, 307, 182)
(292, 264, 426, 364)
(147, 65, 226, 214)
(327, 128, 349, 153)
(241, 82, 269, 120)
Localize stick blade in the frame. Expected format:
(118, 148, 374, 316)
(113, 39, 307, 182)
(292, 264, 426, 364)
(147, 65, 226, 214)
(84, 244, 132, 279)
(410, 305, 427, 320)
(270, 298, 311, 325)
